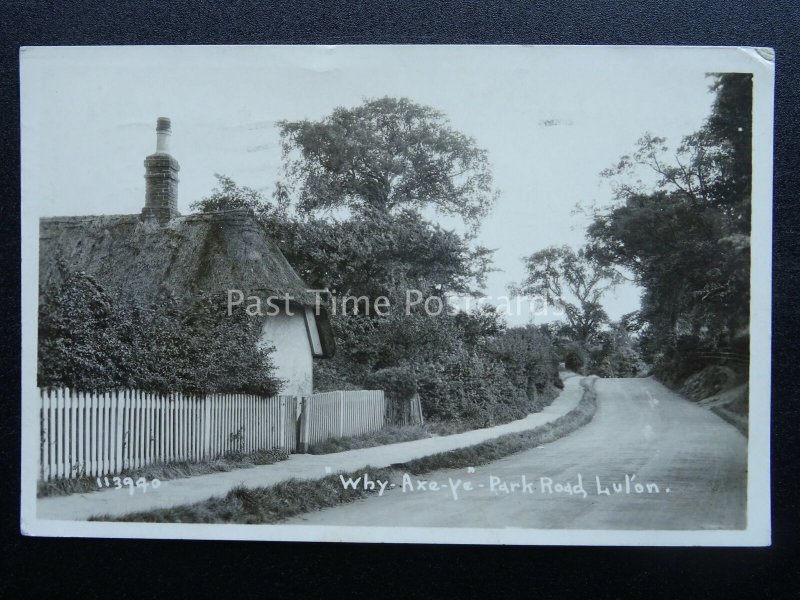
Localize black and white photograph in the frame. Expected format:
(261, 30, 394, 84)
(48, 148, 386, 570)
(19, 45, 773, 545)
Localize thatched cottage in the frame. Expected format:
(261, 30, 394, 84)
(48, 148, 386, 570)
(39, 118, 334, 397)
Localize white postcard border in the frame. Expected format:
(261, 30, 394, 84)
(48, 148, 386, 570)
(19, 44, 774, 546)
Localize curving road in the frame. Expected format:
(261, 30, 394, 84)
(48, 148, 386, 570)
(287, 377, 748, 530)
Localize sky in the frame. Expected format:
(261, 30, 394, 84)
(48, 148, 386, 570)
(22, 45, 726, 326)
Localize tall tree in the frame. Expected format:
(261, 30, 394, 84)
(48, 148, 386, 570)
(511, 245, 621, 343)
(278, 96, 499, 231)
(586, 73, 752, 379)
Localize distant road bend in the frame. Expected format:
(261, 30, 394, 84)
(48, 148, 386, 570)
(289, 377, 747, 530)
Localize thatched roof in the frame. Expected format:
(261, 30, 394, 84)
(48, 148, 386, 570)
(39, 208, 335, 357)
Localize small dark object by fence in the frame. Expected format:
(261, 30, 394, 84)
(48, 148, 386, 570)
(387, 393, 424, 427)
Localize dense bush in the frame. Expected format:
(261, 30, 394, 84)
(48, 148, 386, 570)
(407, 324, 560, 428)
(585, 324, 648, 378)
(564, 349, 585, 373)
(415, 349, 528, 427)
(485, 325, 561, 400)
(650, 333, 748, 390)
(313, 305, 561, 429)
(557, 340, 589, 374)
(311, 294, 562, 427)
(38, 270, 283, 396)
(364, 366, 418, 402)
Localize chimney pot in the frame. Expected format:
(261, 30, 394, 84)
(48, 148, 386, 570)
(142, 117, 180, 223)
(155, 117, 172, 154)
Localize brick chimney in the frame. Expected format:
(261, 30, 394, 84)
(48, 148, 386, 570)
(141, 117, 180, 222)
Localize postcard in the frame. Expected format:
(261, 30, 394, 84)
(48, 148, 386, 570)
(20, 45, 773, 545)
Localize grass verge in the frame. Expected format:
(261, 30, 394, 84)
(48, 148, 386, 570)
(307, 425, 432, 454)
(38, 448, 289, 498)
(93, 378, 597, 524)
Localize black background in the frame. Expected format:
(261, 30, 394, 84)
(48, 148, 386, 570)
(1, 2, 798, 597)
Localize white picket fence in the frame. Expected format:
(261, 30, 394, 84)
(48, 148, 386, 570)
(38, 387, 397, 481)
(298, 390, 387, 451)
(38, 389, 298, 482)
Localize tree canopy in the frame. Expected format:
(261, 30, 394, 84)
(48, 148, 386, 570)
(278, 96, 498, 231)
(511, 245, 621, 343)
(586, 73, 752, 382)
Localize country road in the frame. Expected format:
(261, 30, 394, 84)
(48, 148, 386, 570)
(287, 377, 748, 530)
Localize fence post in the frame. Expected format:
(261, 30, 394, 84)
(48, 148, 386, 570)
(202, 396, 211, 460)
(279, 397, 286, 452)
(59, 388, 67, 478)
(114, 390, 123, 476)
(298, 396, 311, 453)
(40, 390, 48, 482)
(78, 393, 85, 478)
(338, 391, 345, 438)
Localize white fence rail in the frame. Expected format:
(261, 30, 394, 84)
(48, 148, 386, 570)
(298, 390, 387, 451)
(38, 388, 297, 482)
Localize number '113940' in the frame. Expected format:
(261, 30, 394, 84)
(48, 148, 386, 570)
(96, 476, 161, 494)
